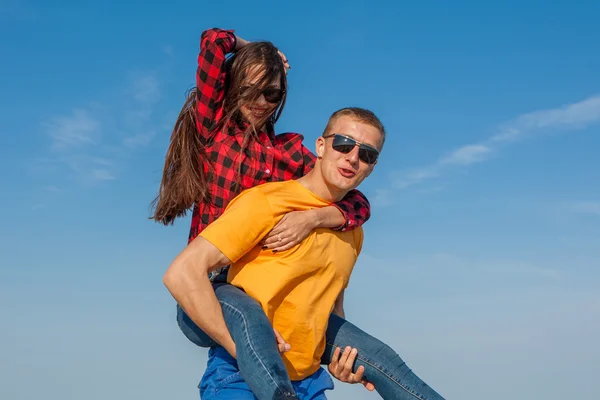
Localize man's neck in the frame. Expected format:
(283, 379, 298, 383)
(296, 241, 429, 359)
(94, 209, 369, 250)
(296, 169, 347, 203)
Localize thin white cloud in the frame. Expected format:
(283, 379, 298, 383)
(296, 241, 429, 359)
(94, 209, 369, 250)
(43, 186, 62, 193)
(123, 131, 156, 148)
(90, 169, 116, 181)
(371, 189, 394, 207)
(122, 72, 162, 148)
(384, 94, 600, 198)
(441, 144, 492, 166)
(129, 73, 160, 103)
(493, 95, 600, 142)
(37, 71, 165, 188)
(571, 201, 600, 216)
(45, 109, 100, 150)
(392, 167, 438, 190)
(161, 44, 174, 57)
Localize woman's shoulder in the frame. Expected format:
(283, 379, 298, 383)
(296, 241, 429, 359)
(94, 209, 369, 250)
(273, 131, 305, 143)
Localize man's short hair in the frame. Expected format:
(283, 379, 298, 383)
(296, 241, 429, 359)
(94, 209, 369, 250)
(322, 107, 386, 149)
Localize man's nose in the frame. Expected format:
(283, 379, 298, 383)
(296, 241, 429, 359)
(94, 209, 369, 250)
(345, 146, 360, 165)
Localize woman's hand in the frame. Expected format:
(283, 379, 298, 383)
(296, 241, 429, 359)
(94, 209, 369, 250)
(278, 50, 290, 74)
(262, 210, 316, 252)
(328, 346, 375, 391)
(235, 35, 289, 73)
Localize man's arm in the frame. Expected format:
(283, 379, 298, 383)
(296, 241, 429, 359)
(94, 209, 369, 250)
(332, 290, 346, 319)
(163, 236, 237, 357)
(164, 188, 275, 358)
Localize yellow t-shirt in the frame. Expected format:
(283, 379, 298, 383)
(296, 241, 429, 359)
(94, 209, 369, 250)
(200, 180, 363, 380)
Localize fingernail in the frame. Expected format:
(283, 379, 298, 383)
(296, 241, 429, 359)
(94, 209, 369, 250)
(262, 246, 268, 250)
(352, 348, 357, 354)
(272, 250, 278, 253)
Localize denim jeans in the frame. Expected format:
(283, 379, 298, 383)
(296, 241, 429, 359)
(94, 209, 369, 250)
(200, 346, 334, 399)
(177, 282, 445, 400)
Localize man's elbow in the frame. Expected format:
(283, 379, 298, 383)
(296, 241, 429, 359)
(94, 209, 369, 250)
(163, 260, 184, 295)
(163, 257, 201, 296)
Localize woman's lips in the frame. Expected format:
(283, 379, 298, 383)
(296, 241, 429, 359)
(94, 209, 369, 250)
(250, 107, 268, 117)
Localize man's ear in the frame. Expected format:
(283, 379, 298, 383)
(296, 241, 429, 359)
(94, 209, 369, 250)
(316, 137, 325, 158)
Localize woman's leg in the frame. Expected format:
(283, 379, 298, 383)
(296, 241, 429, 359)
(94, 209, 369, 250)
(322, 313, 445, 400)
(177, 303, 218, 348)
(176, 282, 298, 400)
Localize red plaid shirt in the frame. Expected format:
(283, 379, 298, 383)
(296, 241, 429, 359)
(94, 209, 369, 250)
(188, 28, 371, 243)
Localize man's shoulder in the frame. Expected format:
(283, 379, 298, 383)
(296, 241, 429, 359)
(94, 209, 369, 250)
(232, 181, 295, 211)
(240, 180, 293, 197)
(240, 180, 321, 217)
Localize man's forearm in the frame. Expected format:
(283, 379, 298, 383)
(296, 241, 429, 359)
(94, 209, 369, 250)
(163, 249, 236, 357)
(310, 206, 345, 230)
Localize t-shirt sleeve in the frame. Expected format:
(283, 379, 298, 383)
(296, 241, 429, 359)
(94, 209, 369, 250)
(200, 189, 275, 263)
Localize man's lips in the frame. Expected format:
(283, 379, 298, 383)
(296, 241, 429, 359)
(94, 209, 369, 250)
(338, 167, 356, 178)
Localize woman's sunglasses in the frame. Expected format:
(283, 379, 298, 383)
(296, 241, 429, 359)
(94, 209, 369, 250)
(240, 86, 285, 103)
(322, 133, 379, 165)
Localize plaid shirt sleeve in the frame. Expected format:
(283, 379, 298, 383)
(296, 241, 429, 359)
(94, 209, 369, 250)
(195, 28, 237, 142)
(301, 144, 371, 231)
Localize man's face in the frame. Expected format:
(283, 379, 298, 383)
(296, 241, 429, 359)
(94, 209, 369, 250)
(316, 116, 383, 193)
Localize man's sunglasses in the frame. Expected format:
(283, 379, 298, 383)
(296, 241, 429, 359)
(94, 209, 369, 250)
(322, 133, 379, 165)
(240, 86, 285, 103)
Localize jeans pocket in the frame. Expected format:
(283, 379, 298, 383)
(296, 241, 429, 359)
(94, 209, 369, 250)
(214, 371, 244, 392)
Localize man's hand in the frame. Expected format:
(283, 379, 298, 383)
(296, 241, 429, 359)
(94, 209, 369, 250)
(328, 346, 375, 391)
(273, 328, 291, 353)
(262, 210, 317, 252)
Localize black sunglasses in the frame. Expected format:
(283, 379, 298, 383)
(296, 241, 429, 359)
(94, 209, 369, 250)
(322, 133, 379, 165)
(240, 86, 285, 103)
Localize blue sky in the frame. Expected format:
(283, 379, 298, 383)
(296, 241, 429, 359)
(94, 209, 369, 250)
(1, 1, 599, 399)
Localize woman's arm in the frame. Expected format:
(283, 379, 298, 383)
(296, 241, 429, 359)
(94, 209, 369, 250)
(261, 145, 371, 251)
(194, 28, 249, 141)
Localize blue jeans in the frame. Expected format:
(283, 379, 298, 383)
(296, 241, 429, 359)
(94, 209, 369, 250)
(177, 282, 445, 400)
(200, 346, 334, 399)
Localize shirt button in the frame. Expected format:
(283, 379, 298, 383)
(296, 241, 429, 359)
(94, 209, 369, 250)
(265, 169, 271, 174)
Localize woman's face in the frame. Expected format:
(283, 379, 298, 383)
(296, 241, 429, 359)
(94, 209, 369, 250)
(239, 65, 283, 128)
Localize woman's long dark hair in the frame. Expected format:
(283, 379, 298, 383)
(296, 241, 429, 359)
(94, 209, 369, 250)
(150, 41, 287, 225)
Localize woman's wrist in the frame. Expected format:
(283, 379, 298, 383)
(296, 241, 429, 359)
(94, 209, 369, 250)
(234, 35, 250, 51)
(310, 207, 345, 230)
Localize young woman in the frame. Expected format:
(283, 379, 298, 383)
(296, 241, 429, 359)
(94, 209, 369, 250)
(152, 27, 444, 400)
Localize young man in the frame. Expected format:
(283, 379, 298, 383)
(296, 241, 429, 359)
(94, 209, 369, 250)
(164, 107, 384, 398)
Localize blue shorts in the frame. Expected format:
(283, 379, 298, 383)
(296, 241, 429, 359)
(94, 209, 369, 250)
(199, 347, 335, 399)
